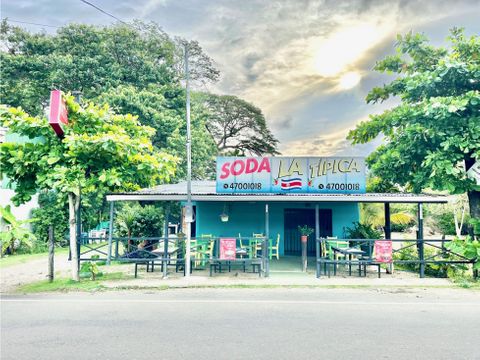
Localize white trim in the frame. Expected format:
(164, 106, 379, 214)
(106, 194, 447, 203)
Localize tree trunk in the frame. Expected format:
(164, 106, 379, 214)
(68, 193, 80, 281)
(467, 191, 480, 219)
(465, 156, 480, 219)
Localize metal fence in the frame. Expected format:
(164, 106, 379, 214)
(78, 236, 269, 277)
(316, 238, 478, 278)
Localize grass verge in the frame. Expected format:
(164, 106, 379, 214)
(0, 247, 69, 268)
(16, 272, 129, 293)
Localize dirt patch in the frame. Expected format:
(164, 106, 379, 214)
(1, 253, 72, 293)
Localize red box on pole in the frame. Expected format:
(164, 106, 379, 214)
(49, 90, 68, 137)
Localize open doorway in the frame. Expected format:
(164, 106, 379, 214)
(283, 208, 332, 256)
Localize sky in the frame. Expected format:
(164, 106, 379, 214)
(2, 0, 480, 157)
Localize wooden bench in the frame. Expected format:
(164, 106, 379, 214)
(316, 258, 381, 278)
(209, 259, 262, 277)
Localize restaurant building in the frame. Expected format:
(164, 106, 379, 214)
(105, 157, 448, 276)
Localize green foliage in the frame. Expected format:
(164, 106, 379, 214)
(298, 225, 314, 237)
(0, 20, 279, 180)
(424, 202, 470, 236)
(0, 20, 218, 116)
(31, 191, 69, 246)
(392, 244, 454, 277)
(366, 175, 400, 193)
(469, 218, 480, 235)
(0, 205, 36, 254)
(348, 28, 480, 216)
(360, 203, 415, 230)
(16, 272, 127, 293)
(80, 256, 100, 280)
(115, 203, 164, 238)
(345, 222, 382, 239)
(434, 211, 468, 235)
(0, 97, 177, 206)
(445, 236, 480, 270)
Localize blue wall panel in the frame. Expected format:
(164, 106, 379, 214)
(195, 201, 359, 255)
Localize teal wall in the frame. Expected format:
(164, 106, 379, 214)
(194, 201, 359, 255)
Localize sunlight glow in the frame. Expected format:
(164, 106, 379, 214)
(338, 72, 361, 89)
(313, 24, 383, 77)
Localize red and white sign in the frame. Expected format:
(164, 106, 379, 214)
(219, 238, 236, 260)
(49, 90, 68, 137)
(375, 240, 393, 263)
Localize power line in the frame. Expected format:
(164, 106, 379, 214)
(2, 18, 60, 28)
(79, 0, 129, 26)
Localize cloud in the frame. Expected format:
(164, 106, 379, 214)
(3, 0, 480, 158)
(280, 124, 383, 157)
(273, 116, 293, 130)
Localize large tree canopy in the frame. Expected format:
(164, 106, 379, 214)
(0, 97, 176, 205)
(0, 96, 176, 279)
(348, 28, 480, 218)
(1, 20, 278, 170)
(199, 93, 280, 156)
(99, 85, 217, 180)
(0, 20, 218, 116)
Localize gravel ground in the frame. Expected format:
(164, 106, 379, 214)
(0, 253, 72, 293)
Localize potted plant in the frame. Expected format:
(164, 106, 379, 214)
(298, 225, 314, 243)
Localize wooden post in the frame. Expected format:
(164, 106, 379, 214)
(48, 226, 55, 282)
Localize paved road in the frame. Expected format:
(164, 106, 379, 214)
(1, 288, 479, 360)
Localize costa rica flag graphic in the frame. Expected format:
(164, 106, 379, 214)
(280, 178, 302, 190)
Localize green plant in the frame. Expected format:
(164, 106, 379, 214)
(115, 203, 164, 253)
(348, 28, 480, 221)
(31, 191, 69, 248)
(80, 260, 100, 280)
(345, 222, 382, 239)
(0, 205, 36, 255)
(0, 97, 177, 281)
(298, 225, 314, 237)
(445, 236, 480, 271)
(469, 218, 480, 236)
(360, 203, 415, 230)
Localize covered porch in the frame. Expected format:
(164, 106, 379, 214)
(82, 180, 468, 279)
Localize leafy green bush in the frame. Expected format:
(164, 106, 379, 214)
(80, 255, 101, 280)
(432, 212, 469, 236)
(31, 192, 69, 247)
(115, 203, 164, 238)
(0, 205, 36, 255)
(445, 236, 480, 271)
(425, 202, 470, 236)
(393, 243, 453, 277)
(345, 222, 382, 239)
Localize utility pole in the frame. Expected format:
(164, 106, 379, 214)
(184, 45, 193, 277)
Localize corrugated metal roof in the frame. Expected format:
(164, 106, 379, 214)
(107, 181, 448, 203)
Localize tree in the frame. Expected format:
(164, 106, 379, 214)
(0, 20, 218, 116)
(31, 191, 69, 247)
(98, 85, 217, 180)
(199, 93, 280, 156)
(348, 28, 480, 219)
(0, 95, 176, 280)
(360, 203, 415, 230)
